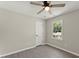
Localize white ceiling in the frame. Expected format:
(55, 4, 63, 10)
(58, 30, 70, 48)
(0, 1, 79, 20)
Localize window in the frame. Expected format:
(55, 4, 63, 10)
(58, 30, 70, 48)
(52, 20, 63, 40)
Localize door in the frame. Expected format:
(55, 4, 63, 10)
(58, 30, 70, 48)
(35, 20, 45, 45)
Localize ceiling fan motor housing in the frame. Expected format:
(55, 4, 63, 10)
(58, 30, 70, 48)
(43, 1, 49, 7)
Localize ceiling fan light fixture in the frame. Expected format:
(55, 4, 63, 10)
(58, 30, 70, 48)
(45, 6, 49, 11)
(30, 1, 65, 14)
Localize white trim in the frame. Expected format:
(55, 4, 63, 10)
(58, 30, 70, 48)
(0, 45, 39, 58)
(46, 43, 79, 57)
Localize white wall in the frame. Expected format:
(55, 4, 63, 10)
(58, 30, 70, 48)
(46, 10, 79, 55)
(0, 8, 39, 56)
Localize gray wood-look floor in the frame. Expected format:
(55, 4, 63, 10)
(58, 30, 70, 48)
(3, 45, 79, 58)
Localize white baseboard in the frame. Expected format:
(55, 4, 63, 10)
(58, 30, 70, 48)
(46, 43, 79, 57)
(0, 45, 39, 58)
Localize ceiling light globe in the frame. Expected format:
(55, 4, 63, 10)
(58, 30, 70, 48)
(45, 6, 49, 11)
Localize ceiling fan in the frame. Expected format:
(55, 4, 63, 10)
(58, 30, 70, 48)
(30, 1, 65, 14)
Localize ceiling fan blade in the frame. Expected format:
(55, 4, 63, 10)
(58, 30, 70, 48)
(30, 2, 43, 6)
(37, 7, 45, 14)
(51, 4, 65, 7)
(48, 1, 51, 4)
